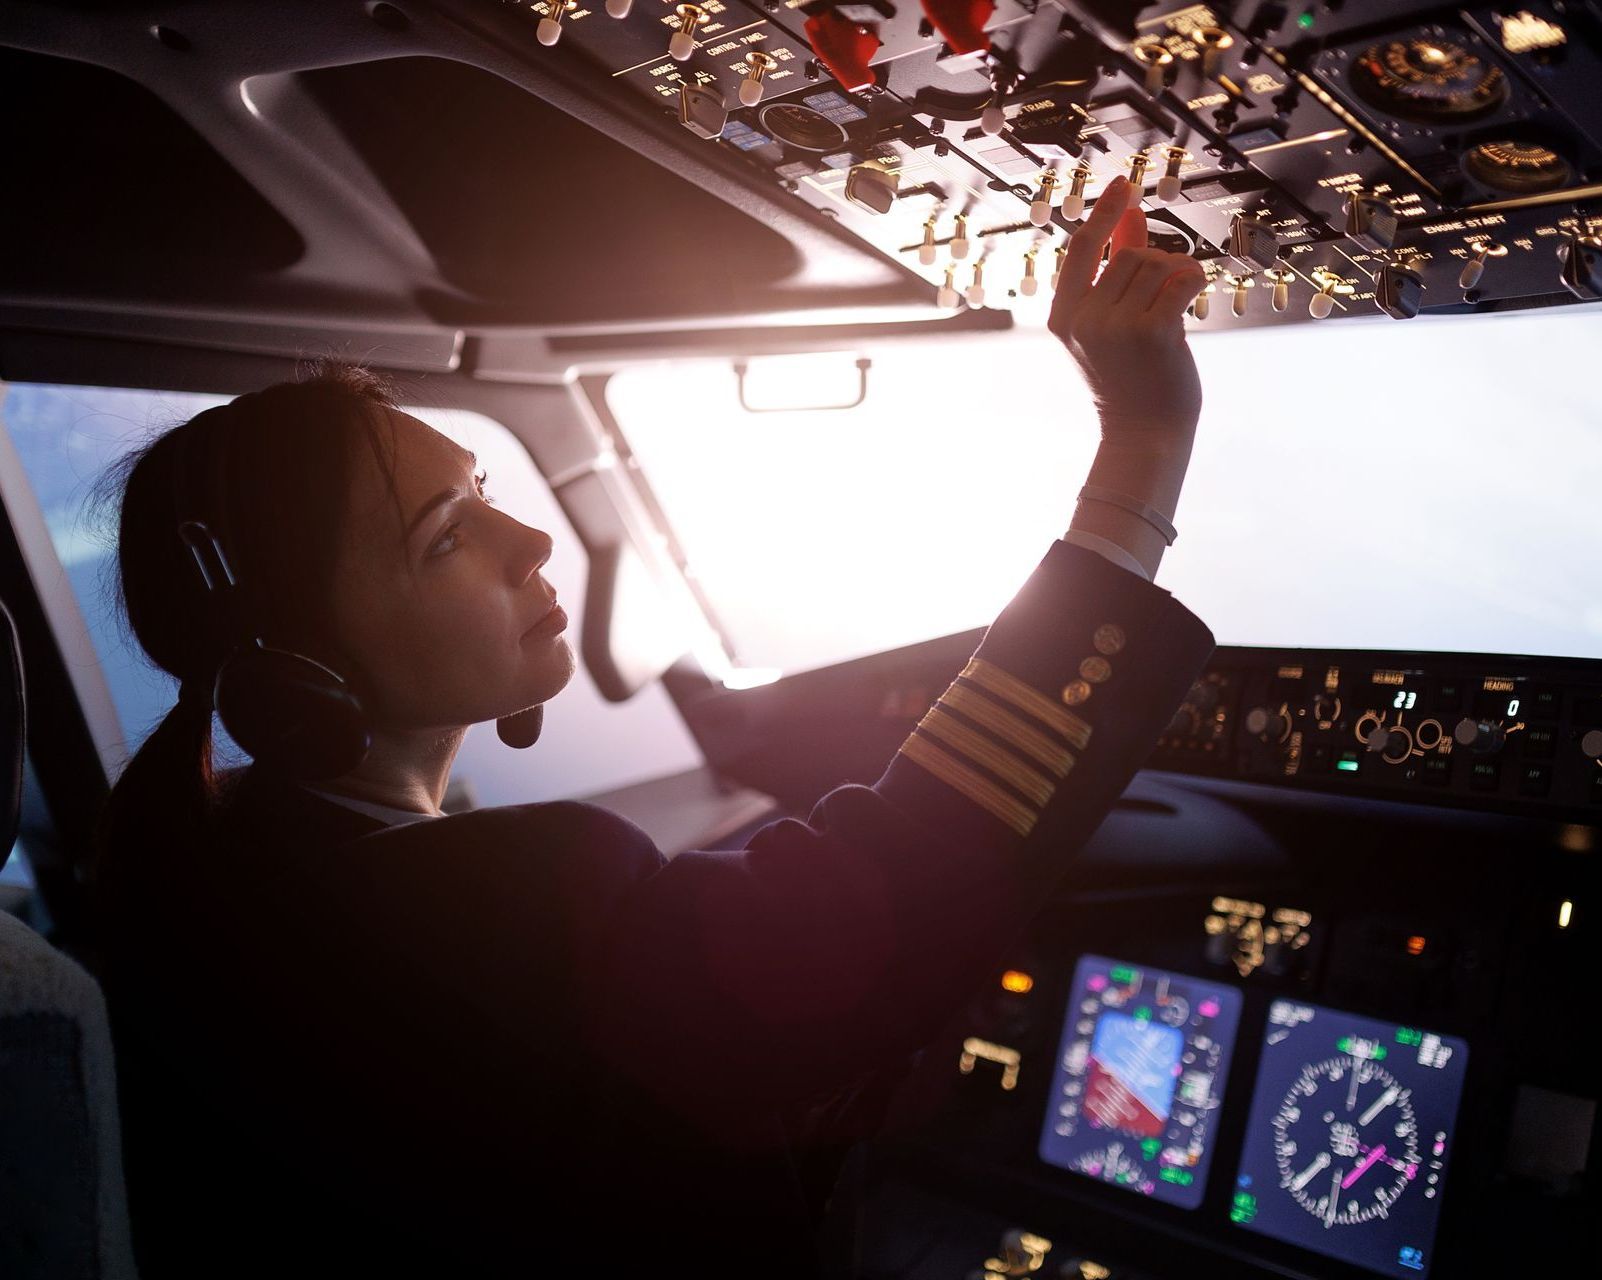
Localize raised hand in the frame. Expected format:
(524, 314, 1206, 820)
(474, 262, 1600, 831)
(1047, 176, 1209, 448)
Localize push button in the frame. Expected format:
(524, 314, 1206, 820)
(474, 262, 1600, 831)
(1469, 759, 1501, 792)
(1522, 727, 1556, 759)
(1422, 755, 1452, 787)
(1517, 763, 1552, 797)
(1526, 686, 1562, 721)
(1435, 679, 1465, 715)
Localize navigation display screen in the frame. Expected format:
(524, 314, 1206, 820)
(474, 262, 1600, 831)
(1038, 955, 1242, 1209)
(1231, 1001, 1469, 1276)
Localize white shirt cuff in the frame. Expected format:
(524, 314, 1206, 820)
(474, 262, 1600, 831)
(1061, 529, 1151, 581)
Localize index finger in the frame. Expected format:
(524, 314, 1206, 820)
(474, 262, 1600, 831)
(1053, 176, 1130, 308)
(1110, 204, 1148, 257)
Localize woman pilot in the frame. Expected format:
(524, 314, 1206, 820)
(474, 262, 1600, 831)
(89, 177, 1212, 1277)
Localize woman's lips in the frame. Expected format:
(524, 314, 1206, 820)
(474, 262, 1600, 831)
(524, 602, 568, 639)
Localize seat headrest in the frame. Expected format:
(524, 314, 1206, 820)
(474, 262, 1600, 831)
(1, 598, 25, 871)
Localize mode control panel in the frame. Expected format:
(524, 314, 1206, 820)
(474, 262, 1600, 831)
(1148, 647, 1602, 817)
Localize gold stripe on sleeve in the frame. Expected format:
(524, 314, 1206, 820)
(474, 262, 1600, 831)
(962, 659, 1093, 751)
(918, 706, 1055, 808)
(942, 684, 1076, 778)
(899, 733, 1039, 837)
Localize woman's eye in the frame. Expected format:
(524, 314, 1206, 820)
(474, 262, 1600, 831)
(430, 472, 495, 557)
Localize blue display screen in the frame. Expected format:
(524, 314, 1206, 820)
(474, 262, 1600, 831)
(1038, 955, 1243, 1209)
(1231, 1000, 1469, 1276)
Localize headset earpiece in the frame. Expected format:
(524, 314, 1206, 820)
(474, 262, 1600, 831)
(214, 643, 371, 781)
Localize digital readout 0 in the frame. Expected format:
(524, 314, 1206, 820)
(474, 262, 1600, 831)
(1038, 955, 1243, 1209)
(1231, 1001, 1469, 1277)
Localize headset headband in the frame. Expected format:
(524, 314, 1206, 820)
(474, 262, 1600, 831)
(168, 403, 258, 667)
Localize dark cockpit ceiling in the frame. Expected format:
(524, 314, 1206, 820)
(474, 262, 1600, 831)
(0, 0, 954, 375)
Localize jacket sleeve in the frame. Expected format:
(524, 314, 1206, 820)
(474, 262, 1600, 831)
(582, 539, 1215, 1119)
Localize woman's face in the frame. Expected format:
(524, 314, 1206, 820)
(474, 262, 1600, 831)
(327, 409, 575, 731)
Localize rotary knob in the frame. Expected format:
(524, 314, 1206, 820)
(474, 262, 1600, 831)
(1581, 728, 1602, 760)
(1454, 717, 1507, 753)
(1245, 705, 1290, 741)
(1366, 723, 1413, 762)
(1311, 692, 1340, 722)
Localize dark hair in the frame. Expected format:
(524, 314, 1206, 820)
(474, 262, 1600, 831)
(85, 359, 403, 920)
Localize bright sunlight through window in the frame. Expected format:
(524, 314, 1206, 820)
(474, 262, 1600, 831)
(607, 306, 1602, 677)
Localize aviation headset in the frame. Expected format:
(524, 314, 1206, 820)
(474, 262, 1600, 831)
(169, 395, 546, 784)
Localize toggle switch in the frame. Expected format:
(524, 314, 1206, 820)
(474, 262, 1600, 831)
(1193, 25, 1234, 78)
(980, 96, 1006, 136)
(537, 0, 576, 46)
(605, 0, 632, 17)
(1227, 213, 1279, 272)
(739, 50, 778, 106)
(917, 216, 939, 266)
(1029, 170, 1060, 227)
(802, 10, 882, 92)
(1060, 166, 1093, 221)
(1458, 240, 1506, 290)
(1051, 243, 1068, 290)
(669, 3, 705, 61)
(1344, 190, 1399, 251)
(1127, 150, 1151, 193)
(966, 259, 987, 307)
(1132, 39, 1174, 96)
(1155, 145, 1189, 203)
(1020, 247, 1039, 296)
(1377, 260, 1426, 319)
(1558, 231, 1602, 300)
(1308, 267, 1352, 319)
(937, 264, 960, 308)
(949, 212, 970, 260)
(1264, 265, 1294, 312)
(1223, 272, 1253, 317)
(1189, 279, 1214, 319)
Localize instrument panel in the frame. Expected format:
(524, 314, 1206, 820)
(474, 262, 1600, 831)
(1232, 1000, 1468, 1277)
(1040, 956, 1242, 1210)
(850, 843, 1593, 1280)
(1148, 645, 1602, 818)
(481, 0, 1602, 326)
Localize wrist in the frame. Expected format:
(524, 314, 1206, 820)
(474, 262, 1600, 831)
(1084, 436, 1193, 517)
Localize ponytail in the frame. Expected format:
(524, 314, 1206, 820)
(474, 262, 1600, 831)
(82, 359, 399, 965)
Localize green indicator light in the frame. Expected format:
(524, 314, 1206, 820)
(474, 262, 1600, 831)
(1337, 758, 1360, 772)
(1135, 1006, 1153, 1022)
(1337, 1035, 1352, 1053)
(1373, 1044, 1387, 1060)
(1110, 966, 1138, 984)
(1297, 10, 1315, 29)
(1142, 1138, 1162, 1160)
(1397, 1027, 1423, 1046)
(1230, 1191, 1258, 1224)
(1159, 1167, 1195, 1185)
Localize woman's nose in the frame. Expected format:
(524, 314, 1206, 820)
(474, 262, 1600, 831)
(510, 517, 553, 578)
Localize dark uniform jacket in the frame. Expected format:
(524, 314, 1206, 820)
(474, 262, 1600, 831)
(99, 540, 1214, 1278)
